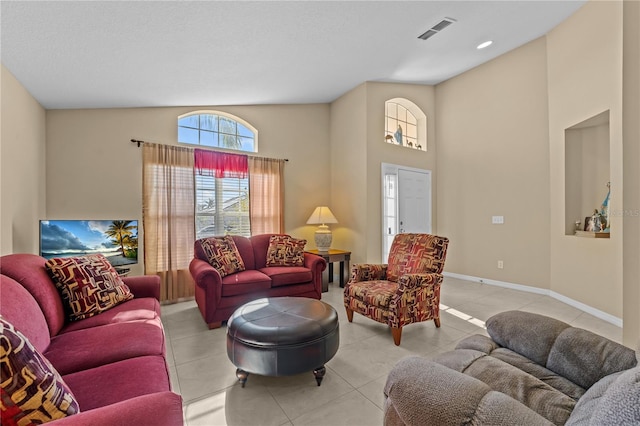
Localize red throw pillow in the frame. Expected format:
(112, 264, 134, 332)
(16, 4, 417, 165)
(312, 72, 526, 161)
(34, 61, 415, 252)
(266, 235, 307, 267)
(45, 254, 133, 321)
(198, 235, 246, 277)
(0, 316, 80, 424)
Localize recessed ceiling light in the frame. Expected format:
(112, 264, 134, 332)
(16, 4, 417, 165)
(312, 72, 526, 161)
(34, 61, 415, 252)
(477, 40, 493, 49)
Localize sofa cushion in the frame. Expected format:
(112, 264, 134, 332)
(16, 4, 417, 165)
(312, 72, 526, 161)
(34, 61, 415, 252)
(588, 365, 640, 425)
(60, 297, 160, 334)
(44, 319, 165, 375)
(265, 235, 306, 267)
(461, 353, 576, 425)
(61, 355, 171, 411)
(546, 327, 637, 390)
(221, 270, 271, 297)
(490, 347, 585, 400)
(197, 236, 246, 277)
(486, 310, 571, 367)
(0, 253, 67, 337)
(0, 317, 80, 424)
(0, 275, 51, 352)
(259, 266, 313, 287)
(565, 370, 625, 425)
(45, 254, 134, 321)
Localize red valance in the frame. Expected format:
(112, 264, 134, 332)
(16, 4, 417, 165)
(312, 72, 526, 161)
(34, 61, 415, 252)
(194, 149, 248, 178)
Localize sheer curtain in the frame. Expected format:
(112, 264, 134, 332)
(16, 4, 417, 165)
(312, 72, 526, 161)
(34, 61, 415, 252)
(248, 157, 285, 234)
(143, 143, 196, 302)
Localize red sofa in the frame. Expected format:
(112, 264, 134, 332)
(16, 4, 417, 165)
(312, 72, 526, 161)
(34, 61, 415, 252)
(0, 253, 183, 426)
(189, 234, 326, 329)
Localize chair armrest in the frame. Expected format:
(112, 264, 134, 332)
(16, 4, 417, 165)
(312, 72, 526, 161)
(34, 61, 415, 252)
(51, 392, 183, 426)
(384, 356, 553, 426)
(122, 275, 161, 300)
(349, 264, 387, 282)
(397, 272, 442, 290)
(189, 258, 222, 290)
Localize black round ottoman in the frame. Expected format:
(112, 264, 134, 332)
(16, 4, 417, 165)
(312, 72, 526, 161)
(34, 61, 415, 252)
(226, 297, 339, 387)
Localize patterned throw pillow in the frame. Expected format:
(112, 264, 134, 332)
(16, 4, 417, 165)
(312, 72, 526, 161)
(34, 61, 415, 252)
(266, 235, 307, 267)
(198, 236, 245, 277)
(0, 317, 80, 424)
(45, 254, 133, 321)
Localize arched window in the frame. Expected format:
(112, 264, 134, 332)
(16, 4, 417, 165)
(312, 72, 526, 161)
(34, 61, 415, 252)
(178, 111, 257, 153)
(384, 98, 426, 151)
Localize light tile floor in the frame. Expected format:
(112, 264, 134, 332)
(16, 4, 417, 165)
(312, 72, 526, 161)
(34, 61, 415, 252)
(161, 276, 624, 426)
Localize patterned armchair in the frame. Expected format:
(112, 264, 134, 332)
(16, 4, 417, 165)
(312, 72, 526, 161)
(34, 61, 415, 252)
(343, 233, 449, 346)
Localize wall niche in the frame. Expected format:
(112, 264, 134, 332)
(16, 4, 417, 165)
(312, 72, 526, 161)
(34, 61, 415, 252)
(565, 110, 610, 236)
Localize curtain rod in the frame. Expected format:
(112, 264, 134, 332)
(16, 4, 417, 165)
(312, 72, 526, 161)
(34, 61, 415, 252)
(130, 139, 288, 161)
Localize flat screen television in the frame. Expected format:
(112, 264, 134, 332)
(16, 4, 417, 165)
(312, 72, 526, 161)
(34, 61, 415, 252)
(40, 220, 138, 267)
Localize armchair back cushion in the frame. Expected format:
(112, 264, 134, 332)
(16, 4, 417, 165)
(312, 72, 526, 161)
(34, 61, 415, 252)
(387, 234, 449, 282)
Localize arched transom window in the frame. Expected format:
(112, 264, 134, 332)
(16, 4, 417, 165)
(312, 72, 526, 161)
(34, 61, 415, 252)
(178, 111, 257, 153)
(384, 98, 426, 151)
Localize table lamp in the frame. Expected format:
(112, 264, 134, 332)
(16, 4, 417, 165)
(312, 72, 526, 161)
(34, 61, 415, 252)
(306, 206, 338, 252)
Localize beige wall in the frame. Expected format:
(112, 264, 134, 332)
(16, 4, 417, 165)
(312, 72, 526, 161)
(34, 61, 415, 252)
(329, 83, 368, 263)
(0, 64, 46, 255)
(46, 104, 330, 275)
(364, 82, 437, 264)
(547, 1, 623, 317)
(435, 37, 551, 289)
(329, 82, 437, 265)
(622, 0, 640, 346)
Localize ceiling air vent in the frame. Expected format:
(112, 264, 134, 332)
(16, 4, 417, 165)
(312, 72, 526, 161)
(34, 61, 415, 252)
(418, 17, 456, 41)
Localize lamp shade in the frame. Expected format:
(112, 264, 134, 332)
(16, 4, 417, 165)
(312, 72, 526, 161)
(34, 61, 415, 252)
(306, 206, 338, 225)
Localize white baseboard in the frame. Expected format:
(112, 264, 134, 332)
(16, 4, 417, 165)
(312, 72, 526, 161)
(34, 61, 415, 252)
(443, 272, 622, 327)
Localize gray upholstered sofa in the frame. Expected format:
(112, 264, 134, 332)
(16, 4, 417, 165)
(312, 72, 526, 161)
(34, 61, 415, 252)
(384, 310, 640, 425)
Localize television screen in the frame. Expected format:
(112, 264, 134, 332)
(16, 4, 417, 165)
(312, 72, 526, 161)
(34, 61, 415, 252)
(40, 220, 138, 267)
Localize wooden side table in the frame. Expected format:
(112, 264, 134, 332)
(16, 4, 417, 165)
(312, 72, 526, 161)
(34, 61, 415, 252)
(306, 249, 351, 292)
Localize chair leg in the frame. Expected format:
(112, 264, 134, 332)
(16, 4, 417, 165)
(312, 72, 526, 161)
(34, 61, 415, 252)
(346, 308, 354, 322)
(208, 321, 222, 329)
(391, 327, 402, 346)
(434, 317, 441, 328)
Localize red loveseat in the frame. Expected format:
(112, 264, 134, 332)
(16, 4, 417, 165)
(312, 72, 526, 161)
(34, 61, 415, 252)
(0, 253, 183, 426)
(189, 234, 326, 329)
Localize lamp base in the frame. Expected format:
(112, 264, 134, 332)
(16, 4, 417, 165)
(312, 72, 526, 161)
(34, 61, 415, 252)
(314, 225, 332, 252)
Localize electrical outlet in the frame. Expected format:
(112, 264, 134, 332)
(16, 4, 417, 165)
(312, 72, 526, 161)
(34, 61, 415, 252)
(492, 216, 504, 224)
(497, 260, 504, 269)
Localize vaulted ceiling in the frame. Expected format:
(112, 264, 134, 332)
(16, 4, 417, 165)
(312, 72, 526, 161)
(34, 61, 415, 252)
(1, 1, 586, 109)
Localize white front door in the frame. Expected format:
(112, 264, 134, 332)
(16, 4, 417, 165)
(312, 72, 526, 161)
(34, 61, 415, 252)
(382, 164, 432, 260)
(398, 168, 431, 234)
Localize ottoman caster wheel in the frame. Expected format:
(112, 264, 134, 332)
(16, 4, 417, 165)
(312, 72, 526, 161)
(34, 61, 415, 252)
(236, 368, 249, 388)
(313, 366, 326, 386)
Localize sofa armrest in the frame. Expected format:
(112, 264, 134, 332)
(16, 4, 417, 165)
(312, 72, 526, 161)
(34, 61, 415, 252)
(189, 258, 222, 290)
(303, 253, 326, 295)
(349, 264, 387, 283)
(122, 275, 161, 300)
(384, 356, 553, 426)
(51, 392, 183, 426)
